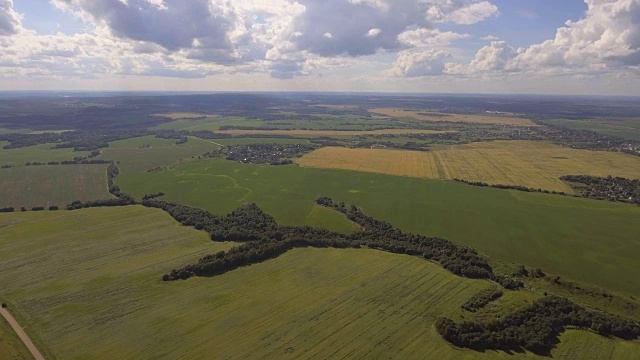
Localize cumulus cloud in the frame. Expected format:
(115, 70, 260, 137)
(468, 41, 520, 72)
(390, 49, 451, 77)
(53, 0, 250, 63)
(398, 28, 470, 47)
(0, 0, 22, 36)
(426, 1, 498, 25)
(4, 0, 504, 81)
(464, 0, 640, 75)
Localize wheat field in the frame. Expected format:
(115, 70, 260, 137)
(297, 141, 640, 192)
(369, 108, 537, 126)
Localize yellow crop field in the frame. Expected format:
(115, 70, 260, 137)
(215, 128, 451, 136)
(370, 108, 537, 126)
(297, 141, 640, 193)
(154, 112, 217, 119)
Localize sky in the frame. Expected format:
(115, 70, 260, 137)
(0, 0, 639, 95)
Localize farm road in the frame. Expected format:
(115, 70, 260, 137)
(0, 307, 46, 360)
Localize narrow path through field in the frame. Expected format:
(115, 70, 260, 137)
(197, 138, 224, 147)
(0, 307, 46, 360)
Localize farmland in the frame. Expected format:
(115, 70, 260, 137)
(369, 108, 537, 126)
(0, 313, 32, 360)
(0, 142, 90, 166)
(154, 112, 217, 119)
(215, 128, 451, 137)
(0, 164, 111, 208)
(1, 206, 637, 359)
(542, 117, 640, 141)
(116, 158, 640, 296)
(297, 141, 640, 192)
(98, 135, 220, 173)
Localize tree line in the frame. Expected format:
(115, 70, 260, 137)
(144, 196, 522, 290)
(436, 296, 640, 355)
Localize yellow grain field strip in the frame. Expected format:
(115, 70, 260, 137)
(369, 108, 537, 126)
(215, 129, 451, 136)
(154, 112, 218, 119)
(297, 141, 640, 193)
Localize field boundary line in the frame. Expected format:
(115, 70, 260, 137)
(0, 307, 46, 360)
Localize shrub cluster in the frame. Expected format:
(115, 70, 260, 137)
(461, 288, 503, 312)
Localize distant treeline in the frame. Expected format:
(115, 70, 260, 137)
(0, 130, 150, 150)
(437, 296, 640, 355)
(453, 179, 567, 195)
(142, 196, 522, 290)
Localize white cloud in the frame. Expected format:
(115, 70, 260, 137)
(323, 32, 333, 39)
(0, 0, 22, 36)
(427, 1, 498, 25)
(389, 49, 451, 77)
(398, 28, 470, 47)
(468, 41, 520, 72)
(481, 35, 499, 41)
(367, 28, 382, 38)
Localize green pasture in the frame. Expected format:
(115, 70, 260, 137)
(99, 136, 219, 173)
(116, 159, 640, 296)
(1, 207, 637, 359)
(0, 164, 111, 208)
(543, 118, 640, 141)
(0, 142, 89, 166)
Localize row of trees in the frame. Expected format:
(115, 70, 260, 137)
(317, 197, 523, 289)
(453, 179, 567, 196)
(147, 197, 522, 290)
(436, 296, 640, 355)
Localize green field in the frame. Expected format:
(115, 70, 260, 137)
(213, 137, 311, 145)
(1, 206, 637, 359)
(543, 118, 640, 141)
(0, 165, 112, 208)
(116, 159, 640, 296)
(98, 136, 219, 173)
(0, 313, 32, 360)
(0, 142, 89, 166)
(152, 117, 264, 131)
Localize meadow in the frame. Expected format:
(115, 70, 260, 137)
(543, 118, 640, 141)
(298, 141, 640, 192)
(1, 207, 637, 359)
(98, 135, 220, 173)
(116, 159, 640, 296)
(0, 141, 89, 166)
(369, 108, 537, 126)
(0, 165, 111, 208)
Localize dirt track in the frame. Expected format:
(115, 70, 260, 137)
(0, 307, 45, 360)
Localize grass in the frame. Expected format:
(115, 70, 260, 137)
(116, 159, 640, 296)
(369, 108, 537, 126)
(212, 138, 311, 146)
(0, 313, 32, 360)
(297, 141, 640, 192)
(99, 135, 219, 173)
(3, 207, 638, 359)
(152, 117, 264, 131)
(0, 165, 112, 208)
(543, 118, 640, 141)
(153, 112, 217, 119)
(0, 142, 89, 166)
